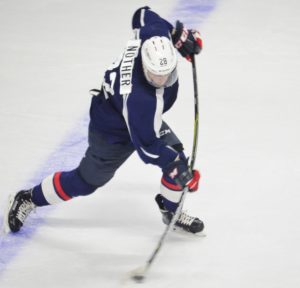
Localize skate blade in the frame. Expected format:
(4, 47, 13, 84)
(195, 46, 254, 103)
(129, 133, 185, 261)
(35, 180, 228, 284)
(172, 226, 206, 238)
(1, 194, 15, 235)
(129, 265, 147, 282)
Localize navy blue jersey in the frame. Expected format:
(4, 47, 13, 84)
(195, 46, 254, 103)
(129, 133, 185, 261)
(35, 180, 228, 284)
(90, 7, 179, 170)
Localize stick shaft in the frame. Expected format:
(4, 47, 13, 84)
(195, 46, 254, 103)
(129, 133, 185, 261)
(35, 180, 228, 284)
(131, 56, 200, 280)
(190, 54, 199, 171)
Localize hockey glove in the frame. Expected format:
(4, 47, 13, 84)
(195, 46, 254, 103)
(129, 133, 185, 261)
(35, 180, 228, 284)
(163, 158, 201, 192)
(188, 169, 201, 192)
(172, 20, 203, 61)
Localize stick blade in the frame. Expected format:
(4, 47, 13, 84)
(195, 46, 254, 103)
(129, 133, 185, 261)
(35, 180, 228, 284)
(129, 265, 147, 283)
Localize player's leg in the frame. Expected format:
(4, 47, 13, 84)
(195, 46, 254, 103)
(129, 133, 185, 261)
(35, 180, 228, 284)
(4, 167, 97, 233)
(5, 127, 135, 233)
(156, 121, 204, 233)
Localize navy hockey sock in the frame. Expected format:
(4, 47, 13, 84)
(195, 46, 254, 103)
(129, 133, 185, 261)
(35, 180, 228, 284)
(31, 169, 97, 206)
(160, 174, 182, 212)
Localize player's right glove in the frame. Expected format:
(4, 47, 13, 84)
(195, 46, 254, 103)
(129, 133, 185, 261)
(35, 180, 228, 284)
(163, 158, 201, 192)
(172, 20, 203, 61)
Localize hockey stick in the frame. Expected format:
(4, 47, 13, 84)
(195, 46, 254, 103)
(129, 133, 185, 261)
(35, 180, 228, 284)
(129, 55, 200, 283)
(189, 54, 199, 171)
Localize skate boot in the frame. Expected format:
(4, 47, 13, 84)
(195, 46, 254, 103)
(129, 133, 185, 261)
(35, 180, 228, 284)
(6, 190, 36, 233)
(155, 194, 204, 234)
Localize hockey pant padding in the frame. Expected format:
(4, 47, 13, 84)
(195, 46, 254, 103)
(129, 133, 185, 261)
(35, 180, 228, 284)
(32, 128, 135, 206)
(78, 127, 135, 186)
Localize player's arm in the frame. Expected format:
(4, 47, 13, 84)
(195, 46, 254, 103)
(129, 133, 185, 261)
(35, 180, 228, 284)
(132, 6, 173, 40)
(122, 84, 177, 169)
(124, 94, 178, 170)
(132, 7, 203, 61)
(123, 92, 198, 191)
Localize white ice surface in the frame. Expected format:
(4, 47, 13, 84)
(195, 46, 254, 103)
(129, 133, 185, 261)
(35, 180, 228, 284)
(0, 0, 300, 287)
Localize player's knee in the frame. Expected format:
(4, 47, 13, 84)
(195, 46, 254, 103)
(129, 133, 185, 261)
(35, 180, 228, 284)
(78, 151, 117, 187)
(78, 165, 114, 188)
(60, 169, 98, 197)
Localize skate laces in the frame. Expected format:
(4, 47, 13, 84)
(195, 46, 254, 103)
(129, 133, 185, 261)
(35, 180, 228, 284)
(177, 211, 196, 226)
(16, 200, 35, 223)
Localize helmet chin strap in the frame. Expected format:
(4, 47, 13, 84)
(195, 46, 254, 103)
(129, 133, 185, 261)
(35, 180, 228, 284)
(142, 62, 178, 89)
(142, 62, 163, 88)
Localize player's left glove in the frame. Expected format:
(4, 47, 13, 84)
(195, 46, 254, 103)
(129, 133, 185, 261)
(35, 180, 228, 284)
(172, 20, 203, 61)
(163, 158, 201, 192)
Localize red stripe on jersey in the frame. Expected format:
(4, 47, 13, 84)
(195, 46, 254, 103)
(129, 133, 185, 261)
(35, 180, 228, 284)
(161, 177, 182, 191)
(53, 172, 71, 201)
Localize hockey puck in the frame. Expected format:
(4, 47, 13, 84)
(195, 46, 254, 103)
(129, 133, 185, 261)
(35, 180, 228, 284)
(131, 274, 145, 283)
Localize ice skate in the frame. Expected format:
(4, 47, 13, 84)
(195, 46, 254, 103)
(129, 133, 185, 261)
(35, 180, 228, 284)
(4, 190, 36, 233)
(155, 194, 204, 234)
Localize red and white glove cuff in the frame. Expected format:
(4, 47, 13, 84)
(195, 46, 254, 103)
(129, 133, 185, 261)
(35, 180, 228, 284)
(160, 169, 201, 203)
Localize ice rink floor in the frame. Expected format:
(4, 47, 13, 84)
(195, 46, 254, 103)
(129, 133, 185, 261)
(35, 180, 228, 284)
(0, 0, 300, 287)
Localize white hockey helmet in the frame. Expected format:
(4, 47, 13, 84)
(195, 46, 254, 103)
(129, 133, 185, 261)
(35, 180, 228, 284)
(141, 36, 177, 88)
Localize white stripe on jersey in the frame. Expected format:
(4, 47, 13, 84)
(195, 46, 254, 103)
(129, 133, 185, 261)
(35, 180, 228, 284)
(154, 88, 164, 138)
(140, 8, 145, 27)
(122, 93, 160, 159)
(122, 94, 132, 138)
(140, 147, 160, 159)
(41, 174, 64, 205)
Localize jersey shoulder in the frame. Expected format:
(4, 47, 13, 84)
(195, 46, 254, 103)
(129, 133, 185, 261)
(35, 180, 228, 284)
(132, 6, 173, 42)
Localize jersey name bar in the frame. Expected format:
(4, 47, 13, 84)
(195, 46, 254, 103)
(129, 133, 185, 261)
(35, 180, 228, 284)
(120, 39, 141, 95)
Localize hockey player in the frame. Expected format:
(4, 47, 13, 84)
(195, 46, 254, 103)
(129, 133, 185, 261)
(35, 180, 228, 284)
(5, 7, 204, 234)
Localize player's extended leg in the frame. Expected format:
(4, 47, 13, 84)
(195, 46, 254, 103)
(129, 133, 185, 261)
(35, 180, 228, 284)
(156, 122, 204, 233)
(5, 127, 135, 233)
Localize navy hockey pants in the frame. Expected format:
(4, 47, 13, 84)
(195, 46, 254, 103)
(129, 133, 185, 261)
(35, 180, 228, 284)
(79, 122, 183, 187)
